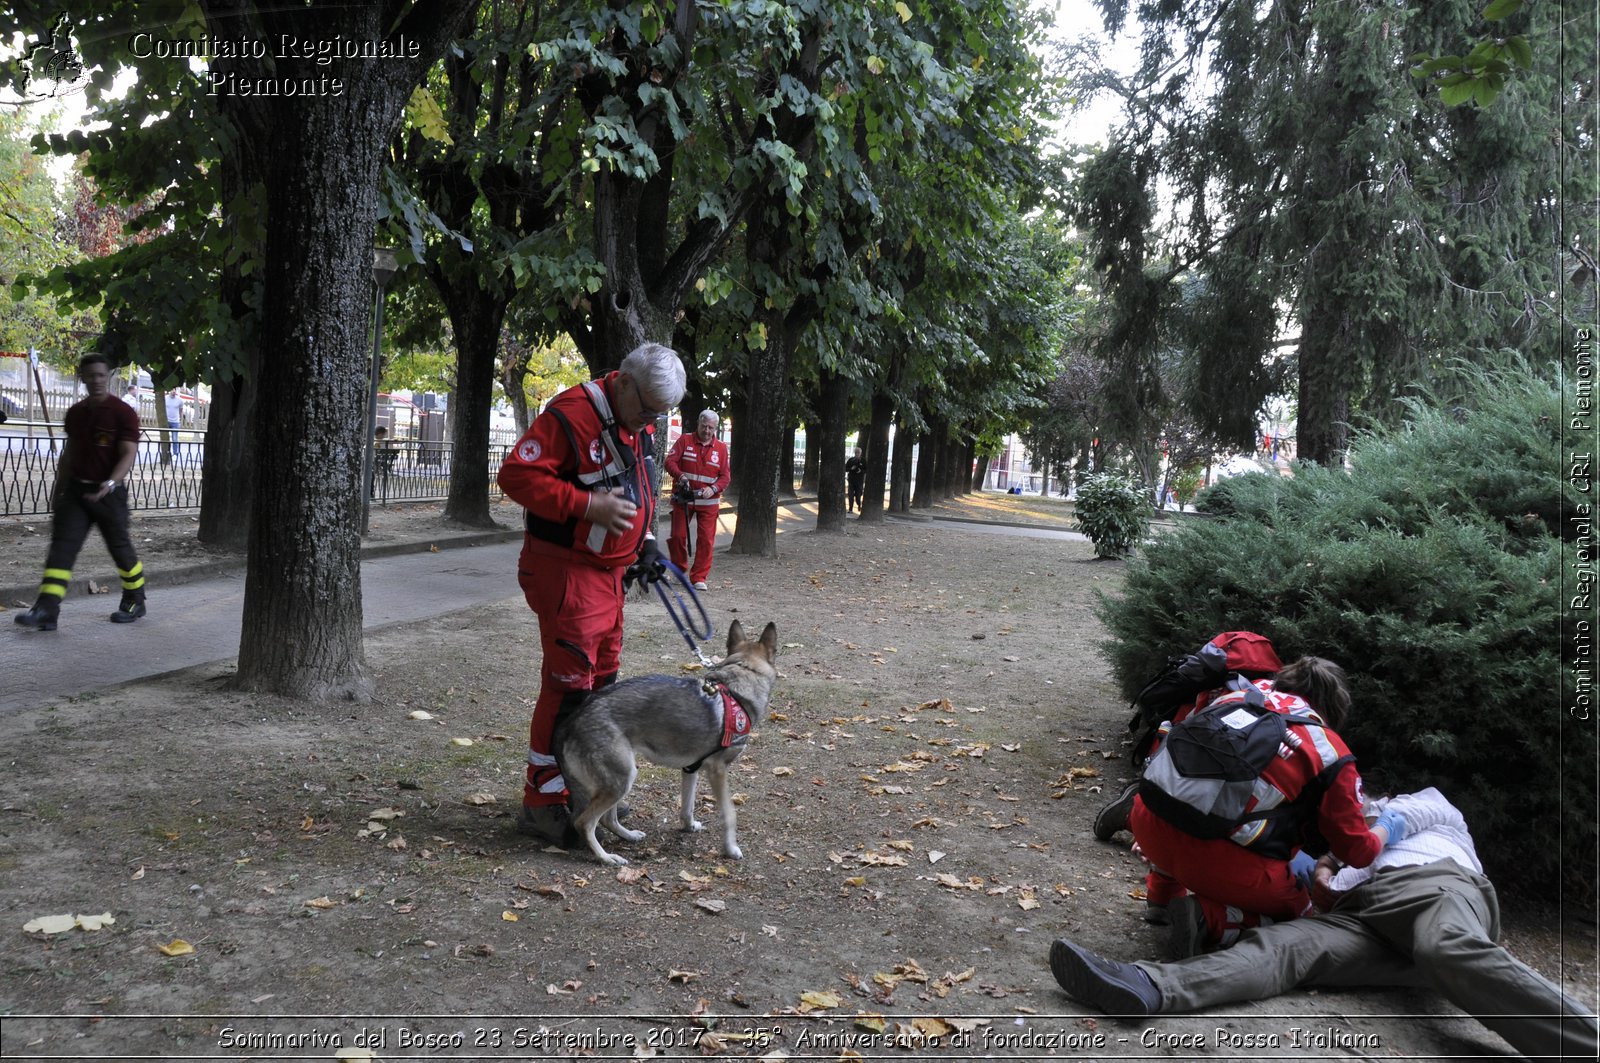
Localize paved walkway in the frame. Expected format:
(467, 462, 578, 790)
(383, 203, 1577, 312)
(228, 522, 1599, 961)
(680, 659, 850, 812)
(2, 500, 1082, 713)
(3, 499, 1088, 714)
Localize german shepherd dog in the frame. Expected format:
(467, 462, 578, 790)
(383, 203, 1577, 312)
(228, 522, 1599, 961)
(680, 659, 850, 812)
(552, 620, 778, 865)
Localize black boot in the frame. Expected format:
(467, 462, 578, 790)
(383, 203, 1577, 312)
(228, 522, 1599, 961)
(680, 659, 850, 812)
(110, 591, 146, 624)
(14, 599, 60, 631)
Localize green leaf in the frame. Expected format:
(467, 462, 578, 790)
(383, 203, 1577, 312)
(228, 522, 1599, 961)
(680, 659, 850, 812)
(1481, 0, 1523, 21)
(1438, 80, 1477, 107)
(894, 2, 912, 22)
(1505, 36, 1533, 70)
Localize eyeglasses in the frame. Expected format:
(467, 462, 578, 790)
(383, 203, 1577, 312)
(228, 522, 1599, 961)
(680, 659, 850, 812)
(630, 377, 668, 421)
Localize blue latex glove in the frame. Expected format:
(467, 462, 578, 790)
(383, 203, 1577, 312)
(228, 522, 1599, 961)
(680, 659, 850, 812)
(1288, 850, 1317, 891)
(1372, 808, 1408, 848)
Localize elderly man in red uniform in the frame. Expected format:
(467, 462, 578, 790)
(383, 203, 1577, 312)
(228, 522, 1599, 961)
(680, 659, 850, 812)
(665, 408, 729, 591)
(496, 342, 687, 845)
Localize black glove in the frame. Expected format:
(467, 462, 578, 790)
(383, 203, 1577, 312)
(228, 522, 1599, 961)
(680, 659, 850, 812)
(623, 537, 666, 591)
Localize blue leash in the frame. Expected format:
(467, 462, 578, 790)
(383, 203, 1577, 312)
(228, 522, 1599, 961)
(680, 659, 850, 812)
(653, 557, 716, 665)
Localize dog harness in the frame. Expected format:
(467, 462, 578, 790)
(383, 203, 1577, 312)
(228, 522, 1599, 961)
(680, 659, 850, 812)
(683, 679, 752, 774)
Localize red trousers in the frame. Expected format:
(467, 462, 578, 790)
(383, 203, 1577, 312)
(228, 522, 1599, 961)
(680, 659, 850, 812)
(668, 501, 719, 584)
(517, 542, 624, 808)
(1130, 797, 1313, 945)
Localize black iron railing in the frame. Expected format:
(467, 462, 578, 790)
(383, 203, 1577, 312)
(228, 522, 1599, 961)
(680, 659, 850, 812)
(0, 423, 511, 516)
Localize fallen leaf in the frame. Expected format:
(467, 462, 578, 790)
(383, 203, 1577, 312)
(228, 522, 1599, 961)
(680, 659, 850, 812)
(1001, 655, 1019, 662)
(771, 767, 795, 776)
(130, 867, 145, 881)
(22, 914, 76, 935)
(386, 834, 407, 851)
(927, 850, 946, 864)
(155, 939, 195, 956)
(668, 969, 701, 983)
(407, 710, 435, 720)
(501, 911, 520, 922)
(799, 990, 842, 1010)
(1018, 896, 1041, 911)
(854, 1013, 888, 1033)
(913, 1017, 956, 1038)
(450, 737, 474, 747)
(74, 912, 115, 931)
(844, 876, 866, 887)
(303, 896, 337, 910)
(694, 898, 727, 914)
(886, 840, 914, 851)
(367, 807, 405, 821)
(464, 792, 497, 805)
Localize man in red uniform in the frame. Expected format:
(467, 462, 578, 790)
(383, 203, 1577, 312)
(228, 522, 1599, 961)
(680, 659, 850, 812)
(665, 408, 729, 591)
(14, 352, 147, 631)
(496, 341, 686, 845)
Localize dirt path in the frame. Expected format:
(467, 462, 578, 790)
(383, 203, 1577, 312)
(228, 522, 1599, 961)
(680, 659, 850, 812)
(0, 505, 1592, 1060)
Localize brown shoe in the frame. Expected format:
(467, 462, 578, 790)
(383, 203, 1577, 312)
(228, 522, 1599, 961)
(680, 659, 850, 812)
(516, 803, 575, 847)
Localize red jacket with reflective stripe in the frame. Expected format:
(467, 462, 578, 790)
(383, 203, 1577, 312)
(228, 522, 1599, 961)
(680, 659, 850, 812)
(496, 373, 655, 569)
(1203, 680, 1381, 868)
(666, 432, 729, 508)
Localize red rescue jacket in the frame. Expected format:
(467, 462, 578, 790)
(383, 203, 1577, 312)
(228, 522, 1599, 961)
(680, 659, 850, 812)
(497, 374, 656, 570)
(666, 432, 729, 509)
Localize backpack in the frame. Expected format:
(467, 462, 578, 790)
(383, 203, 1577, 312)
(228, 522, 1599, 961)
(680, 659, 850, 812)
(1137, 687, 1353, 859)
(1126, 631, 1282, 765)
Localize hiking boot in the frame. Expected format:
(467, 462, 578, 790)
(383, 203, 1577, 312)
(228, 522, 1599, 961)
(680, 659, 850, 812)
(1141, 901, 1170, 925)
(516, 803, 575, 847)
(1092, 781, 1140, 841)
(109, 593, 146, 624)
(1048, 939, 1161, 1015)
(14, 603, 59, 631)
(1168, 896, 1210, 960)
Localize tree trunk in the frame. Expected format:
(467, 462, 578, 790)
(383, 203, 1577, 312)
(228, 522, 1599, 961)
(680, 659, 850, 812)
(779, 419, 798, 499)
(912, 423, 938, 509)
(1296, 308, 1353, 466)
(972, 452, 990, 493)
(814, 368, 849, 532)
(440, 286, 505, 528)
(889, 411, 915, 513)
(224, 0, 471, 699)
(198, 159, 261, 550)
(859, 388, 893, 523)
(727, 315, 791, 557)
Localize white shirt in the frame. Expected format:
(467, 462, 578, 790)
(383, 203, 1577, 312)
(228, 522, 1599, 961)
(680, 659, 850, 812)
(1330, 787, 1482, 892)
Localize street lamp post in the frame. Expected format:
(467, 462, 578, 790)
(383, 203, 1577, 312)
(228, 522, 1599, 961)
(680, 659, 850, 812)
(362, 246, 400, 535)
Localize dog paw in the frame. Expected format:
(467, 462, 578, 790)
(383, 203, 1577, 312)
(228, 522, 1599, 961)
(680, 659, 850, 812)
(600, 852, 629, 866)
(722, 843, 744, 860)
(615, 827, 645, 843)
(683, 819, 705, 833)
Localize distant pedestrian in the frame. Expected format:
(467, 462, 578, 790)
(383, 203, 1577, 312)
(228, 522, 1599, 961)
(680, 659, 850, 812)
(14, 352, 146, 631)
(164, 391, 181, 432)
(666, 409, 729, 590)
(844, 447, 865, 512)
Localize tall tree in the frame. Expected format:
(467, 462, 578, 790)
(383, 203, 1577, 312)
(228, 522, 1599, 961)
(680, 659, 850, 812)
(1076, 0, 1591, 465)
(198, 0, 474, 698)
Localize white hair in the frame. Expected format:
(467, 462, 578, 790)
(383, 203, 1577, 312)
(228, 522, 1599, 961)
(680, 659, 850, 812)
(697, 409, 719, 427)
(619, 342, 686, 408)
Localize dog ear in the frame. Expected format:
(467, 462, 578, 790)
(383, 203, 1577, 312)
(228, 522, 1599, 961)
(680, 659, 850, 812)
(726, 619, 746, 653)
(759, 622, 778, 659)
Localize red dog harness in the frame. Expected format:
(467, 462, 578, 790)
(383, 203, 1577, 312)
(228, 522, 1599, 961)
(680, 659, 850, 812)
(683, 679, 752, 773)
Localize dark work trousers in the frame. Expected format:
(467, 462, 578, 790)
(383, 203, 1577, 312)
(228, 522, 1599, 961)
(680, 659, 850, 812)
(36, 482, 145, 607)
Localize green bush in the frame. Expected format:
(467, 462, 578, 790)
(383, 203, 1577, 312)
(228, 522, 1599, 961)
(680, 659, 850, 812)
(1097, 360, 1593, 904)
(1074, 472, 1151, 558)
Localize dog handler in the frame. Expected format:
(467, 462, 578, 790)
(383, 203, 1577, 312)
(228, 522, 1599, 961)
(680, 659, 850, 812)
(665, 408, 728, 591)
(496, 342, 686, 845)
(14, 352, 147, 631)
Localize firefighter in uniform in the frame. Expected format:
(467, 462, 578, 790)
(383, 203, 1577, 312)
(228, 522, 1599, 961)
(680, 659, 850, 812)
(14, 352, 147, 631)
(1129, 657, 1402, 951)
(665, 409, 729, 590)
(495, 342, 686, 846)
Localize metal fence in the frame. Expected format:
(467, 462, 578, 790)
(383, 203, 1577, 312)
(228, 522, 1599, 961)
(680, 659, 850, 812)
(0, 422, 511, 517)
